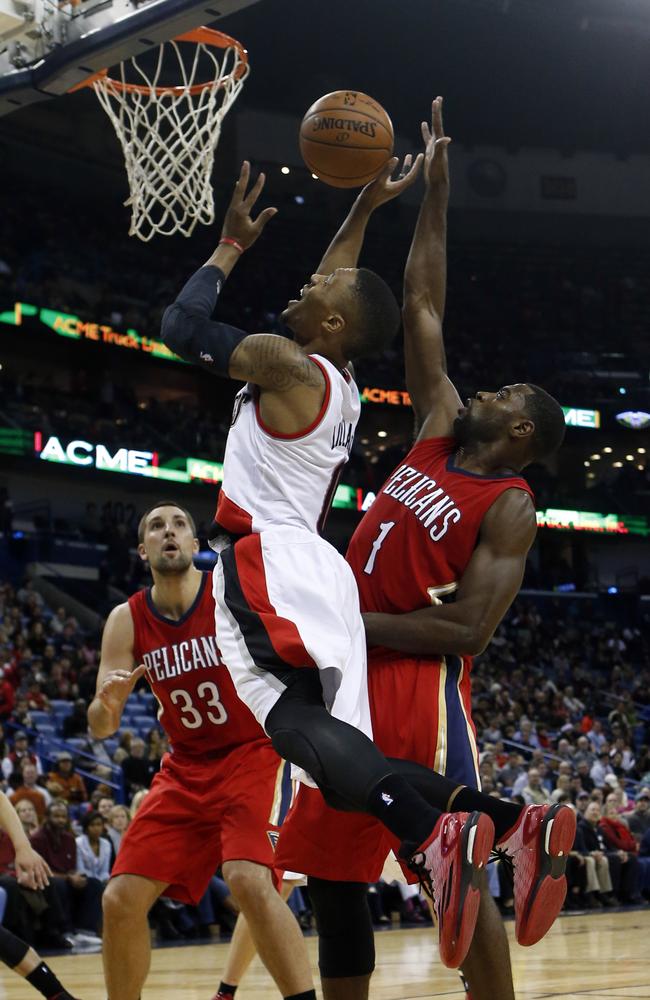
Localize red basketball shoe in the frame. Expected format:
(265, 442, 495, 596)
(409, 811, 494, 969)
(496, 802, 576, 946)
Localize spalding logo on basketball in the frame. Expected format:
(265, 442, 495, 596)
(299, 90, 394, 188)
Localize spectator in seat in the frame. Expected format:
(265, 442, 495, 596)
(628, 789, 650, 844)
(129, 788, 148, 816)
(588, 720, 607, 753)
(8, 700, 34, 736)
(9, 763, 50, 823)
(521, 767, 552, 806)
(575, 790, 591, 819)
(600, 794, 644, 904)
(2, 733, 42, 783)
(551, 774, 573, 803)
(576, 801, 617, 906)
(0, 796, 72, 954)
(498, 750, 525, 789)
(46, 752, 88, 805)
(14, 800, 39, 839)
(16, 581, 43, 612)
(105, 805, 130, 857)
(62, 699, 90, 740)
(48, 608, 67, 637)
(75, 811, 111, 884)
(576, 760, 595, 793)
(563, 686, 585, 721)
(589, 748, 609, 788)
(565, 845, 590, 909)
(121, 737, 156, 800)
(605, 777, 632, 815)
(27, 676, 48, 711)
(30, 800, 103, 938)
(513, 717, 540, 750)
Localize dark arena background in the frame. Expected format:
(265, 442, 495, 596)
(0, 0, 649, 997)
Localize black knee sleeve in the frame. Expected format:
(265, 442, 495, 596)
(266, 680, 391, 812)
(268, 728, 357, 812)
(270, 728, 328, 789)
(0, 924, 30, 968)
(308, 877, 375, 979)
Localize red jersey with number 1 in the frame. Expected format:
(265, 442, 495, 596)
(128, 573, 263, 756)
(347, 436, 535, 649)
(275, 438, 535, 882)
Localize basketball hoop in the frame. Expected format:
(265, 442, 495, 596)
(72, 28, 249, 241)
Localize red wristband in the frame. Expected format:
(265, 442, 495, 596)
(219, 237, 245, 254)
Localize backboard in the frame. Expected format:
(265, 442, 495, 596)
(0, 0, 260, 117)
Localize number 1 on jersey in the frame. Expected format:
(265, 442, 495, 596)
(364, 521, 396, 575)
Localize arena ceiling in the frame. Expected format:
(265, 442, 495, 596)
(1, 0, 649, 173)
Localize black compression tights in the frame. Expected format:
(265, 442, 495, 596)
(308, 878, 375, 979)
(265, 671, 522, 843)
(0, 924, 29, 968)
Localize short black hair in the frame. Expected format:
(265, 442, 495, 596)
(524, 384, 566, 461)
(344, 268, 401, 361)
(137, 500, 197, 543)
(81, 810, 104, 833)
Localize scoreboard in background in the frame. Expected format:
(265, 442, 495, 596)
(0, 427, 646, 532)
(0, 301, 607, 430)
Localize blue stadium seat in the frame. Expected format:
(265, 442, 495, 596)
(133, 715, 156, 731)
(138, 692, 155, 709)
(50, 700, 74, 716)
(36, 724, 57, 737)
(103, 739, 118, 757)
(30, 711, 52, 727)
(66, 738, 89, 750)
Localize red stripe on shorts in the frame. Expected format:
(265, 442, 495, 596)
(235, 534, 316, 669)
(216, 490, 254, 535)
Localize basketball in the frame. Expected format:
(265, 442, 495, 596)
(299, 90, 394, 188)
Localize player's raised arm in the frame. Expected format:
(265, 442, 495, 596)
(363, 488, 537, 656)
(316, 153, 423, 274)
(87, 603, 145, 739)
(403, 97, 462, 436)
(161, 161, 278, 375)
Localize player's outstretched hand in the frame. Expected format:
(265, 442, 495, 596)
(97, 664, 147, 714)
(359, 153, 424, 210)
(221, 161, 279, 250)
(15, 845, 52, 890)
(422, 96, 451, 191)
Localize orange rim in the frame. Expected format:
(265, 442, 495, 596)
(69, 27, 248, 95)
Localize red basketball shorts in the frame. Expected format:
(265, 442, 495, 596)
(112, 738, 291, 904)
(276, 653, 480, 883)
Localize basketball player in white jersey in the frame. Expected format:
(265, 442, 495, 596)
(161, 160, 504, 969)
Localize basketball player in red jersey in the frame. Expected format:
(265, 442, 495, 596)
(275, 98, 576, 1000)
(160, 156, 572, 973)
(87, 501, 314, 1000)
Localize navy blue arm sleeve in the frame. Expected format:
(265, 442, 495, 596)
(161, 265, 248, 377)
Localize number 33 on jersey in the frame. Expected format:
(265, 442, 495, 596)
(128, 572, 264, 754)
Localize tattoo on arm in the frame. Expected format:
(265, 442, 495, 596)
(231, 335, 324, 390)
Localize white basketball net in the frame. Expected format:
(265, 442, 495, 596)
(92, 36, 249, 241)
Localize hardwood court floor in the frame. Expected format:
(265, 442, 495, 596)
(1, 909, 649, 999)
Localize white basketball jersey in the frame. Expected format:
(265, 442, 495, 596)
(215, 354, 360, 536)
